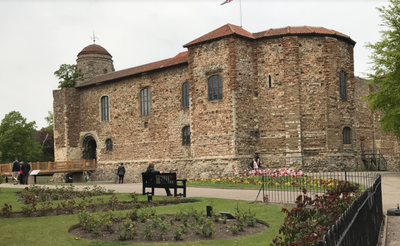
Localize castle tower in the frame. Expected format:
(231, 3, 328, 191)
(76, 44, 114, 86)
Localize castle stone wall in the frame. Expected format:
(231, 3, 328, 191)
(53, 29, 400, 182)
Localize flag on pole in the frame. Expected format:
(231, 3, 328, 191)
(221, 0, 233, 5)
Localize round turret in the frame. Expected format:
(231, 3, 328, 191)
(76, 44, 115, 86)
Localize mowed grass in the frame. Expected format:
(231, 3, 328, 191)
(0, 187, 287, 246)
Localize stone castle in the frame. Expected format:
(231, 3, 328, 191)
(53, 24, 400, 182)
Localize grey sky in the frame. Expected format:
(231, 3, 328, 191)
(0, 0, 387, 129)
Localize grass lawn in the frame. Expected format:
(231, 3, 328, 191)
(0, 188, 287, 246)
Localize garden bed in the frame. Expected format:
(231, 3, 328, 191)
(2, 190, 199, 218)
(69, 208, 269, 243)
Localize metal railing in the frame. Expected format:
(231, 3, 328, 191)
(261, 171, 379, 204)
(361, 149, 387, 171)
(318, 174, 383, 246)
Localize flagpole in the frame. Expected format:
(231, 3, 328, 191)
(240, 0, 242, 27)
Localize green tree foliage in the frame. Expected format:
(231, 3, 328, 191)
(0, 111, 42, 163)
(366, 0, 400, 137)
(54, 64, 83, 88)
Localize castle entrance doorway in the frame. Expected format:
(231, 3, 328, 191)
(83, 136, 97, 160)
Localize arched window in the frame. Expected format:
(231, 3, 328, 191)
(339, 70, 347, 101)
(182, 126, 191, 145)
(343, 127, 351, 144)
(105, 139, 113, 151)
(140, 88, 150, 116)
(104, 68, 108, 74)
(208, 75, 223, 101)
(101, 96, 109, 121)
(182, 81, 189, 108)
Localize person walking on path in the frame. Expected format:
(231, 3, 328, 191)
(117, 163, 126, 184)
(11, 158, 20, 185)
(144, 163, 172, 196)
(21, 162, 31, 185)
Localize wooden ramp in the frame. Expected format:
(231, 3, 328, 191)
(0, 159, 96, 176)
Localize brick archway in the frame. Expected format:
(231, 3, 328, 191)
(82, 136, 97, 160)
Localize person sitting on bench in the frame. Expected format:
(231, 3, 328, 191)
(144, 163, 173, 196)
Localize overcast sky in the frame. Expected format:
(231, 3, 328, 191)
(0, 0, 388, 129)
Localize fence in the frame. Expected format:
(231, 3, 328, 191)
(317, 174, 383, 246)
(258, 171, 382, 246)
(0, 159, 97, 175)
(260, 171, 379, 204)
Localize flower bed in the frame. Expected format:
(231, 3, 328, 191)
(16, 184, 114, 203)
(188, 168, 344, 191)
(69, 205, 268, 242)
(1, 191, 198, 218)
(271, 181, 361, 245)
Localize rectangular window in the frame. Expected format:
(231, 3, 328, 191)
(339, 70, 347, 101)
(182, 126, 190, 145)
(182, 82, 189, 108)
(141, 88, 150, 116)
(101, 96, 109, 121)
(208, 75, 223, 101)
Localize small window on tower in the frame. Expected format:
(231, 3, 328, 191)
(268, 75, 273, 88)
(343, 127, 351, 144)
(104, 68, 108, 74)
(105, 139, 113, 151)
(182, 126, 191, 145)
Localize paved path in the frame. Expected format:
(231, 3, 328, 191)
(2, 172, 400, 245)
(381, 172, 400, 246)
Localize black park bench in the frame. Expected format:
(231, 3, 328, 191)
(142, 172, 187, 197)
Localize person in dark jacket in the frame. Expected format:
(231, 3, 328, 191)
(117, 163, 126, 184)
(11, 158, 20, 185)
(21, 162, 31, 185)
(144, 163, 172, 196)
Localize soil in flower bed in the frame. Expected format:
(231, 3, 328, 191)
(69, 214, 269, 243)
(2, 198, 199, 219)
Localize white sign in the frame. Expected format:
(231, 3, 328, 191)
(30, 170, 40, 176)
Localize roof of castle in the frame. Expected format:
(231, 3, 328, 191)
(253, 26, 354, 43)
(184, 23, 254, 47)
(76, 51, 188, 88)
(184, 24, 355, 47)
(78, 44, 112, 57)
(76, 24, 355, 88)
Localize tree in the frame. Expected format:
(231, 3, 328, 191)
(0, 111, 42, 163)
(366, 0, 400, 137)
(54, 64, 83, 88)
(35, 128, 54, 162)
(44, 111, 53, 132)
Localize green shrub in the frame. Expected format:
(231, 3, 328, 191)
(271, 181, 361, 245)
(118, 219, 136, 240)
(174, 228, 183, 240)
(0, 203, 12, 217)
(196, 218, 215, 237)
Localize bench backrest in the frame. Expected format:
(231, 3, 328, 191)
(142, 172, 177, 185)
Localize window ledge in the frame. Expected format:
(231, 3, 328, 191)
(208, 99, 223, 102)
